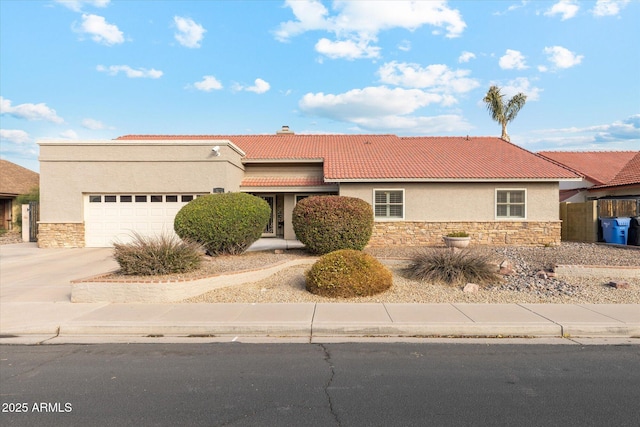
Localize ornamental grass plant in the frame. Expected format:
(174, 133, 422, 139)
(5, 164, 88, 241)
(404, 248, 501, 286)
(113, 232, 204, 276)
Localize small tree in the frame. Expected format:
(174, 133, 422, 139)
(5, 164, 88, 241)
(483, 85, 527, 142)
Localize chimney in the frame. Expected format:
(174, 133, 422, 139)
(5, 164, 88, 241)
(276, 125, 294, 135)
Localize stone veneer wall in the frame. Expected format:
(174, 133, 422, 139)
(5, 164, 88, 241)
(369, 221, 562, 247)
(38, 223, 85, 248)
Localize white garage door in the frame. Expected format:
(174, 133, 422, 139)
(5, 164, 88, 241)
(84, 194, 202, 247)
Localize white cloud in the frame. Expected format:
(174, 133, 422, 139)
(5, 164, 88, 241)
(59, 129, 79, 139)
(0, 97, 64, 123)
(499, 49, 528, 70)
(298, 85, 471, 133)
(300, 86, 447, 120)
(245, 78, 271, 94)
(55, 0, 110, 12)
(75, 13, 124, 45)
(233, 78, 271, 94)
(527, 114, 640, 151)
(398, 40, 411, 52)
(501, 77, 542, 101)
(315, 37, 380, 60)
(544, 0, 580, 20)
(97, 65, 163, 78)
(592, 0, 630, 17)
(275, 0, 466, 60)
(493, 1, 529, 16)
(0, 129, 30, 144)
(193, 76, 223, 92)
(81, 118, 106, 130)
(351, 114, 472, 134)
(378, 61, 479, 97)
(173, 16, 206, 48)
(543, 46, 584, 69)
(458, 51, 476, 63)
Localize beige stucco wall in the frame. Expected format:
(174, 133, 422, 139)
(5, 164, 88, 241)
(587, 186, 640, 199)
(339, 181, 560, 222)
(38, 140, 245, 222)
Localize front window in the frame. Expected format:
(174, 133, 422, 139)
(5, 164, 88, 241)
(496, 190, 526, 218)
(374, 189, 404, 219)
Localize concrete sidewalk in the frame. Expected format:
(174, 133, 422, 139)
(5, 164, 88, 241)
(1, 242, 639, 343)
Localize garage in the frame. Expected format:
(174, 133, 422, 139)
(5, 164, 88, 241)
(84, 194, 204, 247)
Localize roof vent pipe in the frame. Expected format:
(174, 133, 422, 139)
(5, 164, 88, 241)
(276, 125, 294, 135)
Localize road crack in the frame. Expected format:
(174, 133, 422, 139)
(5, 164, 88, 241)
(319, 343, 341, 426)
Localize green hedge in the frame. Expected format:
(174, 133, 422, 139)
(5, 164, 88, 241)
(174, 193, 271, 255)
(292, 196, 373, 254)
(305, 249, 393, 298)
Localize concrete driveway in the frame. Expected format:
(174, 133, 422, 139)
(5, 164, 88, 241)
(0, 243, 117, 303)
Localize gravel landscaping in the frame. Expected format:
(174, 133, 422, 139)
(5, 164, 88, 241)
(180, 243, 639, 304)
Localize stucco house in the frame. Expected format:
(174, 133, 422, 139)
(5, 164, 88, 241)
(538, 151, 638, 202)
(38, 129, 580, 248)
(587, 151, 640, 200)
(0, 160, 39, 231)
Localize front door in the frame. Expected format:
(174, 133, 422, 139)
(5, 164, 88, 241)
(260, 195, 276, 237)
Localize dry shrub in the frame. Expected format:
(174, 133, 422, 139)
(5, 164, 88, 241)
(113, 232, 204, 276)
(404, 248, 501, 286)
(305, 249, 392, 298)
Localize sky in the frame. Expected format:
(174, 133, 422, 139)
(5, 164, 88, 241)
(1, 0, 639, 172)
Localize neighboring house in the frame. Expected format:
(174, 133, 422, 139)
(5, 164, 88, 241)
(0, 160, 39, 231)
(38, 129, 580, 248)
(587, 151, 640, 200)
(537, 151, 637, 202)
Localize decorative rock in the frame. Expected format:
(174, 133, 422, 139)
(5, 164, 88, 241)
(609, 281, 630, 289)
(499, 267, 514, 276)
(463, 283, 480, 293)
(535, 270, 548, 279)
(500, 259, 512, 269)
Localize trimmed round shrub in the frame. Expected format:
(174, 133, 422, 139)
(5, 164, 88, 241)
(113, 232, 203, 276)
(174, 193, 271, 255)
(305, 249, 393, 298)
(292, 196, 373, 254)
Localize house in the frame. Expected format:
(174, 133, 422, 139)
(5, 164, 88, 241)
(587, 151, 640, 199)
(37, 129, 581, 248)
(537, 151, 637, 202)
(0, 160, 39, 231)
(537, 151, 639, 242)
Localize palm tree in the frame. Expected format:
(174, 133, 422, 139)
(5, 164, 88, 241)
(483, 85, 527, 142)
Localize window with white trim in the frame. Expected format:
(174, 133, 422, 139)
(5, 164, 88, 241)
(374, 189, 404, 219)
(496, 189, 526, 218)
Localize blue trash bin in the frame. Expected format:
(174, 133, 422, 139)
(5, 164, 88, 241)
(600, 217, 631, 245)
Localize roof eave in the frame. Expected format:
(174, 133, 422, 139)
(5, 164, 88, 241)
(242, 158, 324, 164)
(240, 185, 338, 192)
(325, 177, 582, 183)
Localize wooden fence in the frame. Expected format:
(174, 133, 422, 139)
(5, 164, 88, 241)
(560, 198, 639, 242)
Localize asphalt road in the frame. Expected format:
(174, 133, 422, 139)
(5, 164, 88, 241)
(1, 343, 639, 426)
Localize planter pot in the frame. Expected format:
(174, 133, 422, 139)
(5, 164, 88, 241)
(443, 236, 471, 249)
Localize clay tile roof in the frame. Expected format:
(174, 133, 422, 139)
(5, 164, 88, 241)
(590, 151, 640, 189)
(537, 151, 637, 185)
(240, 177, 331, 187)
(0, 160, 39, 196)
(117, 134, 580, 181)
